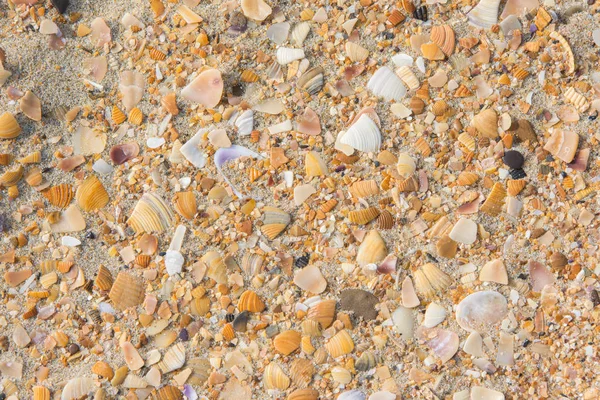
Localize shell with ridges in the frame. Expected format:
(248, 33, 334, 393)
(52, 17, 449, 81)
(127, 192, 175, 233)
(297, 67, 324, 95)
(290, 358, 314, 388)
(261, 206, 290, 239)
(95, 265, 113, 291)
(291, 22, 310, 45)
(238, 290, 265, 312)
(112, 106, 126, 124)
(349, 207, 380, 225)
(472, 109, 498, 138)
(430, 25, 455, 56)
(153, 385, 183, 400)
(0, 112, 21, 139)
(480, 182, 506, 216)
(0, 164, 23, 187)
(235, 109, 254, 136)
(108, 271, 145, 310)
(276, 47, 305, 65)
(345, 42, 369, 62)
(397, 153, 416, 177)
(377, 210, 394, 229)
(396, 66, 419, 90)
(307, 299, 336, 328)
(467, 0, 501, 29)
(60, 377, 96, 400)
(158, 343, 185, 373)
(340, 114, 382, 153)
(287, 388, 319, 400)
(350, 179, 379, 198)
(457, 171, 478, 186)
(507, 179, 526, 196)
(458, 132, 476, 151)
(173, 191, 196, 220)
(264, 362, 290, 390)
(356, 230, 387, 266)
(76, 175, 109, 211)
(43, 184, 74, 208)
(273, 330, 301, 355)
(128, 107, 143, 125)
(367, 66, 406, 102)
(325, 329, 354, 358)
(25, 168, 43, 187)
(18, 151, 41, 164)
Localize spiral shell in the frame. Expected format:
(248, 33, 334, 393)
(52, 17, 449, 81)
(0, 112, 21, 139)
(108, 271, 145, 310)
(261, 206, 290, 239)
(264, 362, 290, 390)
(149, 47, 166, 61)
(18, 151, 41, 164)
(43, 184, 74, 208)
(238, 290, 265, 313)
(348, 207, 380, 225)
(127, 192, 175, 233)
(325, 329, 354, 358)
(173, 191, 196, 220)
(291, 22, 310, 45)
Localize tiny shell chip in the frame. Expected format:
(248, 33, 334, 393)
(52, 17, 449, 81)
(305, 151, 327, 176)
(182, 68, 223, 108)
(402, 276, 420, 308)
(297, 107, 321, 136)
(479, 259, 508, 284)
(72, 126, 107, 155)
(423, 302, 446, 328)
(367, 66, 406, 102)
(90, 17, 111, 47)
(325, 329, 354, 358)
(76, 175, 109, 211)
(109, 272, 145, 310)
(127, 192, 175, 233)
(455, 290, 508, 332)
(543, 130, 579, 163)
(449, 218, 477, 245)
(241, 0, 272, 21)
(19, 90, 42, 121)
(293, 264, 327, 294)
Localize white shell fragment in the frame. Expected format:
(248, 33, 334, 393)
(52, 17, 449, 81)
(455, 291, 508, 332)
(467, 0, 501, 29)
(340, 114, 382, 153)
(449, 218, 477, 245)
(180, 129, 207, 168)
(235, 110, 254, 136)
(276, 47, 305, 65)
(423, 302, 446, 328)
(367, 66, 407, 102)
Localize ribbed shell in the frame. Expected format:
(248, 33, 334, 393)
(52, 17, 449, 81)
(367, 66, 407, 102)
(95, 265, 113, 291)
(261, 206, 290, 239)
(290, 358, 314, 388)
(350, 179, 379, 198)
(158, 343, 185, 373)
(276, 47, 305, 65)
(297, 67, 324, 95)
(238, 290, 265, 312)
(128, 107, 143, 125)
(348, 207, 380, 225)
(76, 175, 109, 211)
(112, 106, 126, 124)
(341, 114, 382, 153)
(0, 164, 23, 187)
(430, 25, 455, 56)
(173, 191, 196, 220)
(291, 22, 310, 45)
(235, 109, 254, 136)
(108, 272, 144, 310)
(0, 112, 22, 139)
(307, 299, 336, 328)
(467, 0, 501, 29)
(43, 184, 74, 208)
(457, 171, 479, 186)
(18, 151, 41, 164)
(396, 66, 419, 90)
(153, 385, 183, 400)
(273, 330, 301, 355)
(345, 42, 369, 62)
(377, 210, 394, 229)
(264, 362, 290, 390)
(480, 182, 507, 216)
(325, 330, 354, 358)
(127, 192, 175, 233)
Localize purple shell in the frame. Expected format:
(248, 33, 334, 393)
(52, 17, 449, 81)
(214, 145, 263, 199)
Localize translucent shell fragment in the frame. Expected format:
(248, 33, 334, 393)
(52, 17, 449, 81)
(181, 68, 223, 108)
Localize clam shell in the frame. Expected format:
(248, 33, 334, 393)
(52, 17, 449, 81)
(467, 0, 501, 29)
(297, 67, 324, 95)
(543, 130, 579, 163)
(341, 114, 382, 153)
(108, 271, 145, 310)
(33, 386, 50, 400)
(173, 191, 196, 220)
(325, 329, 354, 358)
(261, 206, 290, 239)
(396, 66, 419, 90)
(241, 253, 264, 276)
(182, 68, 223, 108)
(480, 182, 506, 216)
(0, 164, 23, 187)
(276, 47, 305, 65)
(110, 142, 139, 165)
(287, 388, 319, 400)
(267, 22, 290, 44)
(76, 175, 109, 211)
(423, 302, 447, 328)
(367, 66, 406, 102)
(305, 150, 328, 176)
(416, 326, 459, 363)
(307, 299, 336, 328)
(377, 210, 394, 230)
(356, 230, 387, 266)
(19, 90, 42, 121)
(72, 126, 107, 156)
(331, 366, 352, 384)
(202, 251, 227, 284)
(235, 109, 254, 136)
(345, 42, 369, 62)
(289, 358, 314, 388)
(457, 171, 479, 186)
(263, 362, 290, 390)
(119, 70, 145, 112)
(449, 218, 477, 245)
(396, 152, 416, 177)
(455, 290, 508, 332)
(94, 265, 113, 291)
(479, 259, 508, 284)
(238, 290, 265, 312)
(355, 351, 377, 371)
(430, 25, 455, 56)
(241, 0, 272, 21)
(190, 296, 210, 316)
(472, 109, 498, 138)
(291, 22, 310, 45)
(293, 264, 327, 294)
(349, 207, 380, 225)
(61, 377, 95, 400)
(158, 343, 185, 373)
(153, 385, 183, 400)
(0, 153, 12, 165)
(273, 330, 301, 355)
(43, 184, 73, 208)
(350, 179, 379, 198)
(127, 192, 175, 233)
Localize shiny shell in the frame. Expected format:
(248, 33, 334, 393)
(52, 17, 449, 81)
(128, 107, 143, 125)
(0, 112, 21, 139)
(173, 191, 196, 220)
(325, 329, 354, 358)
(307, 299, 336, 328)
(0, 164, 23, 187)
(182, 68, 223, 108)
(417, 326, 459, 363)
(356, 230, 387, 266)
(43, 184, 74, 208)
(238, 290, 265, 312)
(76, 175, 109, 211)
(273, 330, 301, 355)
(108, 271, 145, 310)
(455, 290, 508, 332)
(261, 206, 290, 239)
(263, 362, 290, 390)
(91, 361, 114, 380)
(297, 67, 324, 95)
(127, 192, 175, 233)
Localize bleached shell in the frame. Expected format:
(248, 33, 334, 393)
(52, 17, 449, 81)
(127, 192, 174, 233)
(467, 0, 501, 29)
(471, 387, 505, 400)
(277, 47, 305, 65)
(391, 306, 414, 340)
(19, 90, 42, 121)
(234, 109, 254, 137)
(325, 329, 354, 358)
(119, 70, 145, 112)
(421, 263, 452, 292)
(158, 343, 185, 373)
(122, 374, 147, 389)
(241, 0, 272, 21)
(417, 327, 459, 363)
(121, 12, 144, 30)
(181, 68, 223, 108)
(356, 230, 387, 266)
(338, 391, 366, 400)
(263, 362, 290, 390)
(293, 264, 327, 294)
(201, 251, 227, 284)
(50, 205, 86, 233)
(291, 22, 310, 45)
(345, 42, 369, 62)
(83, 56, 108, 82)
(368, 392, 396, 400)
(423, 302, 446, 328)
(543, 130, 579, 163)
(340, 114, 381, 153)
(449, 218, 477, 245)
(528, 260, 555, 292)
(479, 259, 508, 284)
(463, 331, 483, 356)
(455, 290, 508, 332)
(297, 67, 324, 95)
(367, 66, 407, 102)
(396, 66, 419, 90)
(76, 175, 109, 211)
(179, 130, 207, 168)
(267, 22, 290, 45)
(61, 377, 96, 400)
(396, 153, 416, 177)
(331, 366, 352, 384)
(72, 126, 107, 155)
(392, 53, 413, 67)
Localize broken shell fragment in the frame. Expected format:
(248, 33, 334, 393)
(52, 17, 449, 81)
(480, 259, 508, 284)
(276, 47, 305, 65)
(455, 290, 508, 332)
(297, 107, 321, 136)
(449, 218, 477, 245)
(293, 265, 327, 294)
(423, 302, 446, 328)
(182, 68, 223, 108)
(273, 330, 301, 355)
(61, 377, 96, 400)
(241, 0, 272, 21)
(173, 191, 197, 220)
(90, 17, 111, 47)
(43, 184, 73, 208)
(110, 142, 140, 165)
(345, 42, 369, 62)
(109, 272, 145, 310)
(127, 192, 174, 233)
(417, 327, 459, 363)
(325, 329, 354, 358)
(119, 70, 145, 112)
(340, 114, 382, 153)
(238, 290, 265, 313)
(472, 109, 498, 139)
(367, 66, 406, 102)
(467, 0, 501, 29)
(356, 230, 387, 266)
(19, 90, 42, 121)
(543, 130, 579, 163)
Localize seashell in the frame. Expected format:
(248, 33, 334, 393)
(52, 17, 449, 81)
(410, 97, 425, 114)
(431, 100, 448, 117)
(416, 327, 459, 363)
(92, 361, 114, 380)
(301, 319, 321, 336)
(467, 0, 501, 29)
(83, 56, 108, 82)
(331, 366, 352, 384)
(72, 126, 107, 156)
(420, 42, 445, 60)
(33, 386, 50, 400)
(240, 69, 259, 83)
(395, 66, 419, 90)
(276, 47, 305, 65)
(414, 263, 452, 298)
(160, 92, 179, 116)
(50, 205, 86, 233)
(182, 68, 223, 108)
(19, 90, 42, 121)
(528, 260, 555, 292)
(367, 66, 406, 102)
(388, 9, 405, 26)
(563, 87, 588, 112)
(550, 252, 568, 272)
(122, 374, 147, 389)
(479, 259, 508, 284)
(307, 299, 336, 328)
(177, 5, 202, 23)
(119, 70, 145, 112)
(158, 343, 185, 373)
(454, 84, 473, 97)
(341, 114, 382, 153)
(191, 296, 210, 316)
(287, 388, 319, 400)
(355, 351, 377, 371)
(457, 171, 478, 186)
(423, 302, 446, 328)
(463, 331, 483, 357)
(480, 182, 506, 216)
(345, 42, 369, 62)
(350, 180, 379, 198)
(357, 230, 387, 266)
(108, 272, 145, 310)
(0, 153, 12, 165)
(449, 218, 477, 245)
(128, 107, 143, 125)
(472, 109, 498, 139)
(396, 153, 416, 177)
(325, 330, 354, 358)
(128, 192, 174, 233)
(349, 207, 380, 225)
(549, 31, 575, 75)
(273, 330, 301, 355)
(240, 253, 264, 276)
(238, 290, 265, 312)
(149, 47, 166, 61)
(95, 265, 113, 291)
(455, 290, 508, 332)
(289, 358, 314, 388)
(264, 362, 290, 390)
(261, 206, 290, 239)
(470, 387, 505, 400)
(294, 265, 327, 294)
(235, 110, 254, 136)
(241, 0, 272, 21)
(377, 210, 394, 229)
(512, 66, 529, 81)
(0, 112, 21, 139)
(110, 142, 139, 165)
(291, 22, 310, 45)
(543, 129, 579, 164)
(339, 391, 366, 400)
(457, 132, 476, 152)
(173, 191, 196, 220)
(18, 151, 41, 164)
(76, 175, 109, 211)
(0, 164, 23, 188)
(430, 25, 455, 56)
(297, 67, 324, 95)
(43, 184, 73, 208)
(90, 17, 111, 47)
(297, 107, 321, 136)
(61, 377, 96, 400)
(153, 385, 183, 400)
(201, 251, 227, 284)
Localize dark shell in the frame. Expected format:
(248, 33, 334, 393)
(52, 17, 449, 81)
(503, 150, 524, 169)
(232, 310, 249, 332)
(51, 0, 69, 13)
(509, 168, 527, 179)
(413, 5, 428, 21)
(110, 142, 140, 165)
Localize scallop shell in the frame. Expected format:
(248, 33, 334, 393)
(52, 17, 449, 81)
(549, 31, 575, 75)
(0, 164, 23, 187)
(158, 343, 185, 373)
(287, 388, 319, 400)
(356, 230, 387, 266)
(294, 264, 327, 294)
(43, 184, 73, 208)
(33, 386, 50, 400)
(457, 171, 478, 186)
(473, 109, 498, 138)
(325, 329, 354, 358)
(173, 191, 196, 220)
(273, 330, 301, 355)
(395, 66, 419, 90)
(430, 25, 455, 56)
(367, 66, 406, 102)
(297, 67, 324, 95)
(480, 182, 506, 216)
(127, 192, 175, 233)
(241, 0, 272, 21)
(76, 175, 109, 212)
(291, 22, 310, 45)
(479, 259, 508, 284)
(61, 377, 95, 400)
(301, 319, 321, 336)
(18, 151, 41, 164)
(261, 206, 290, 239)
(235, 110, 254, 136)
(264, 363, 290, 390)
(350, 179, 379, 198)
(290, 358, 314, 388)
(467, 0, 501, 29)
(423, 302, 447, 328)
(457, 132, 476, 151)
(414, 263, 452, 298)
(190, 296, 210, 316)
(421, 42, 445, 60)
(276, 47, 305, 65)
(238, 290, 265, 312)
(340, 114, 382, 153)
(20, 90, 42, 121)
(153, 385, 183, 400)
(108, 272, 144, 310)
(182, 68, 223, 108)
(507, 179, 526, 196)
(349, 207, 380, 225)
(307, 299, 336, 328)
(345, 42, 369, 62)
(396, 153, 416, 177)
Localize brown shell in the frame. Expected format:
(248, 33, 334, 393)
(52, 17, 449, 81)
(507, 179, 526, 196)
(112, 106, 126, 124)
(414, 137, 431, 156)
(241, 69, 259, 82)
(377, 210, 394, 229)
(76, 175, 109, 211)
(410, 96, 425, 114)
(0, 153, 12, 165)
(512, 66, 529, 80)
(149, 48, 166, 61)
(273, 330, 301, 355)
(153, 385, 183, 400)
(128, 107, 143, 125)
(290, 358, 315, 388)
(307, 299, 336, 328)
(43, 184, 74, 208)
(457, 171, 479, 186)
(454, 84, 473, 97)
(134, 254, 152, 268)
(92, 361, 114, 380)
(0, 112, 21, 139)
(348, 207, 380, 225)
(421, 42, 445, 61)
(398, 176, 418, 192)
(238, 290, 265, 313)
(431, 100, 448, 117)
(108, 271, 145, 310)
(18, 151, 41, 164)
(95, 265, 113, 291)
(430, 25, 455, 56)
(33, 386, 50, 400)
(349, 180, 379, 198)
(480, 182, 507, 216)
(287, 389, 319, 400)
(387, 9, 405, 26)
(173, 191, 196, 220)
(0, 164, 23, 187)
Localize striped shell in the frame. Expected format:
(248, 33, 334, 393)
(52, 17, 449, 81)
(127, 192, 175, 233)
(467, 0, 501, 29)
(76, 175, 109, 211)
(0, 164, 23, 187)
(241, 69, 259, 83)
(43, 184, 74, 208)
(261, 206, 290, 239)
(297, 67, 324, 95)
(480, 182, 507, 216)
(95, 265, 113, 291)
(18, 151, 41, 164)
(33, 386, 50, 400)
(350, 180, 379, 198)
(0, 112, 21, 139)
(457, 171, 479, 186)
(348, 207, 380, 225)
(290, 358, 314, 388)
(396, 66, 419, 90)
(377, 210, 394, 229)
(307, 299, 336, 328)
(173, 191, 196, 220)
(397, 153, 416, 177)
(507, 179, 526, 196)
(430, 25, 455, 56)
(238, 290, 265, 313)
(454, 84, 473, 97)
(549, 31, 575, 75)
(345, 42, 369, 62)
(153, 385, 183, 400)
(356, 230, 387, 265)
(431, 100, 448, 117)
(128, 107, 143, 125)
(413, 263, 452, 298)
(325, 329, 354, 358)
(108, 272, 145, 310)
(563, 87, 588, 111)
(0, 153, 12, 165)
(149, 48, 166, 61)
(264, 362, 290, 390)
(367, 66, 406, 102)
(291, 22, 310, 45)
(340, 114, 382, 153)
(273, 330, 301, 355)
(287, 389, 319, 400)
(472, 109, 498, 139)
(458, 132, 476, 152)
(276, 47, 305, 65)
(414, 137, 432, 157)
(158, 343, 185, 373)
(512, 66, 529, 80)
(112, 106, 126, 124)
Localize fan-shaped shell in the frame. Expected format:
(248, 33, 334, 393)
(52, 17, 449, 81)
(507, 179, 526, 196)
(457, 171, 478, 186)
(325, 329, 354, 358)
(273, 330, 301, 355)
(261, 206, 290, 239)
(355, 351, 377, 371)
(61, 377, 95, 400)
(276, 47, 305, 65)
(345, 42, 369, 62)
(127, 192, 175, 233)
(350, 179, 379, 198)
(307, 299, 336, 328)
(340, 114, 382, 153)
(290, 358, 314, 388)
(472, 109, 498, 139)
(356, 230, 387, 266)
(297, 67, 324, 95)
(480, 182, 506, 216)
(0, 112, 21, 139)
(76, 175, 109, 211)
(43, 184, 74, 208)
(173, 191, 196, 220)
(414, 263, 452, 298)
(430, 25, 455, 56)
(377, 210, 394, 229)
(467, 0, 501, 29)
(349, 207, 380, 225)
(0, 164, 23, 187)
(367, 66, 406, 102)
(108, 272, 144, 310)
(158, 343, 185, 373)
(458, 132, 476, 152)
(238, 290, 265, 312)
(423, 302, 447, 328)
(396, 66, 419, 90)
(287, 388, 319, 400)
(235, 110, 254, 136)
(397, 153, 416, 177)
(264, 362, 290, 390)
(182, 68, 223, 108)
(291, 22, 310, 45)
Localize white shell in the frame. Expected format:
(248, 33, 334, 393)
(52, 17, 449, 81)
(276, 47, 305, 65)
(268, 120, 293, 134)
(463, 331, 484, 356)
(267, 22, 290, 45)
(367, 66, 406, 102)
(496, 332, 514, 366)
(471, 386, 505, 400)
(340, 114, 381, 153)
(423, 302, 446, 328)
(392, 53, 413, 67)
(368, 392, 396, 400)
(235, 110, 254, 136)
(339, 390, 366, 400)
(391, 306, 414, 340)
(449, 218, 477, 245)
(180, 129, 207, 168)
(123, 374, 148, 389)
(467, 0, 501, 29)
(158, 342, 186, 373)
(61, 377, 96, 400)
(455, 291, 508, 332)
(291, 22, 310, 45)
